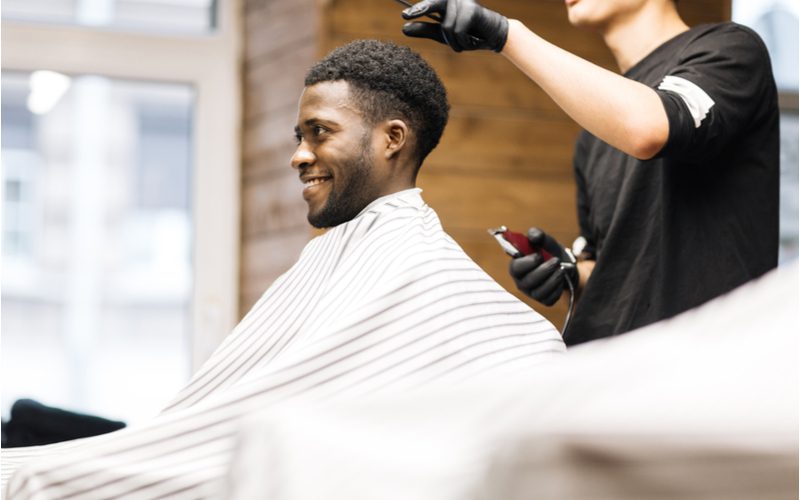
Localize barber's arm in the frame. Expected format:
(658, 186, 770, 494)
(402, 0, 669, 159)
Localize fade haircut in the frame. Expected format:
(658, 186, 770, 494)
(305, 39, 449, 168)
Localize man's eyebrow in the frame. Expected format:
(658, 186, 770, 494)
(295, 118, 339, 139)
(303, 117, 338, 127)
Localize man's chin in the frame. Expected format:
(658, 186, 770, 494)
(307, 208, 336, 229)
(307, 203, 363, 229)
(307, 212, 324, 229)
(307, 216, 327, 229)
(306, 199, 329, 228)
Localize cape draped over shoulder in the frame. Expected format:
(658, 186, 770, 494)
(3, 188, 563, 499)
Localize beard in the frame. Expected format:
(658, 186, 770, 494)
(308, 135, 377, 229)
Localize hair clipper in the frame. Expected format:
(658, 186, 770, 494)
(488, 226, 555, 260)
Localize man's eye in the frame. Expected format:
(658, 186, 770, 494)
(312, 125, 327, 136)
(294, 133, 303, 144)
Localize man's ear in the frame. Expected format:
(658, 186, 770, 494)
(383, 119, 409, 160)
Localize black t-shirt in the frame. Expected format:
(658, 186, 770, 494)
(565, 22, 779, 346)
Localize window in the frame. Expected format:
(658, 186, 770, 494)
(2, 0, 217, 35)
(734, 0, 800, 264)
(2, 74, 195, 422)
(1, 1, 240, 423)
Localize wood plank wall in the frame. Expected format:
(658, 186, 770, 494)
(240, 0, 320, 311)
(241, 0, 729, 326)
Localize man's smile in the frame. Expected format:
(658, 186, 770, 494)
(300, 172, 333, 200)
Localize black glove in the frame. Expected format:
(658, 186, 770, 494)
(508, 228, 578, 306)
(401, 0, 509, 53)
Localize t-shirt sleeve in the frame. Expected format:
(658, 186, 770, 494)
(655, 24, 776, 163)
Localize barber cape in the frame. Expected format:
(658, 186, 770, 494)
(3, 188, 563, 499)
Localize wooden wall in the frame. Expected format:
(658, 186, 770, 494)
(240, 0, 319, 311)
(240, 0, 730, 326)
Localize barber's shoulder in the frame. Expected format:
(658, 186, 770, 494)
(677, 22, 773, 75)
(691, 22, 770, 53)
(726, 22, 772, 58)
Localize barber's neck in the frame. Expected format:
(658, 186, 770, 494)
(601, 3, 689, 74)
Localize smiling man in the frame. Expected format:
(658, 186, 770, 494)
(292, 40, 448, 230)
(3, 40, 563, 499)
(292, 79, 404, 229)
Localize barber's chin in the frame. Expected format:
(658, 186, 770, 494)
(566, 11, 584, 27)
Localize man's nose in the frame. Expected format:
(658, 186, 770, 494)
(291, 142, 315, 170)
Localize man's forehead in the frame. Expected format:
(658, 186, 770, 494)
(298, 81, 360, 115)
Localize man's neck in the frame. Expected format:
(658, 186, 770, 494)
(379, 178, 417, 198)
(601, 3, 689, 74)
(379, 162, 418, 198)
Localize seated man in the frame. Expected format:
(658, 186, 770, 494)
(3, 40, 563, 499)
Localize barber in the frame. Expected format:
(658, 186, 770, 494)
(401, 0, 779, 345)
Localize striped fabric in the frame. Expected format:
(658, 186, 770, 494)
(2, 188, 564, 499)
(227, 263, 798, 500)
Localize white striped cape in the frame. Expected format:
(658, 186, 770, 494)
(2, 188, 564, 499)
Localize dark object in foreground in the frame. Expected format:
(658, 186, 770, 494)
(2, 398, 126, 447)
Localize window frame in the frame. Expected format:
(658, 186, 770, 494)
(1, 1, 242, 370)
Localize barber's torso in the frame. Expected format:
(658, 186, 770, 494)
(565, 23, 780, 345)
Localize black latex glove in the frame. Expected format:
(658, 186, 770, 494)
(401, 0, 509, 53)
(508, 228, 578, 306)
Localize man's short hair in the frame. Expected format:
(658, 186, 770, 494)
(305, 39, 449, 168)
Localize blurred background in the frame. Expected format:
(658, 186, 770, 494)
(1, 0, 797, 425)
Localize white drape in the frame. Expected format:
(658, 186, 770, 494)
(3, 189, 563, 499)
(227, 262, 798, 500)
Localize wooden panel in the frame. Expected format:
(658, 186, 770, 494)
(244, 0, 319, 63)
(322, 0, 730, 72)
(242, 104, 297, 164)
(241, 0, 320, 319)
(418, 171, 577, 236)
(243, 137, 297, 182)
(323, 0, 616, 65)
(419, 171, 578, 331)
(679, 0, 731, 25)
(245, 42, 315, 124)
(241, 169, 308, 239)
(240, 230, 311, 314)
(427, 109, 580, 178)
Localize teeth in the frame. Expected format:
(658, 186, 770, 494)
(304, 178, 329, 187)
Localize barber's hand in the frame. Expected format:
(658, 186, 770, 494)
(508, 228, 578, 306)
(401, 0, 509, 53)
